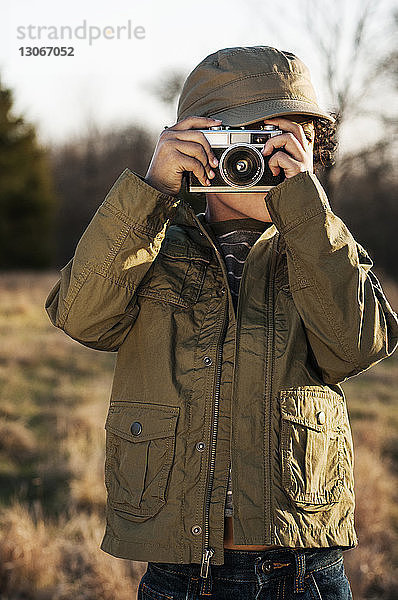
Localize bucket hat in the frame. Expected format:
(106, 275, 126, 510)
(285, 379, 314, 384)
(177, 46, 334, 125)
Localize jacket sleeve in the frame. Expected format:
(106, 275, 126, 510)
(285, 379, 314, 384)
(45, 168, 181, 352)
(265, 170, 398, 385)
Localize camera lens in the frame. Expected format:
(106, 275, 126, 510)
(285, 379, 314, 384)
(219, 143, 264, 188)
(236, 159, 249, 172)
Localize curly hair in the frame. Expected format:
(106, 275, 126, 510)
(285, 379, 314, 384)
(311, 112, 339, 169)
(246, 112, 340, 169)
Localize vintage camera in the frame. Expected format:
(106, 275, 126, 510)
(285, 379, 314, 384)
(188, 124, 285, 192)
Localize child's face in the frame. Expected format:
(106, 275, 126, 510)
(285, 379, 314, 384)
(204, 115, 314, 223)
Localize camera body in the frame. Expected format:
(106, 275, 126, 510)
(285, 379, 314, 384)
(188, 124, 285, 193)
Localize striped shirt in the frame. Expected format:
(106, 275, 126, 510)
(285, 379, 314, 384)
(207, 217, 273, 517)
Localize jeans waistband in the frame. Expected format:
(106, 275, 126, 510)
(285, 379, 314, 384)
(221, 546, 343, 577)
(150, 546, 344, 595)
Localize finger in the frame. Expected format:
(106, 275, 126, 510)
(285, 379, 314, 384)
(173, 140, 215, 179)
(262, 132, 306, 162)
(268, 151, 302, 177)
(263, 117, 308, 150)
(170, 116, 222, 132)
(168, 130, 219, 168)
(175, 150, 210, 187)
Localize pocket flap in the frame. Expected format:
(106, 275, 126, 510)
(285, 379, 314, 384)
(105, 401, 179, 443)
(279, 386, 343, 432)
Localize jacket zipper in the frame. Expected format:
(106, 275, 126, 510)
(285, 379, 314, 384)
(190, 213, 277, 571)
(188, 213, 231, 578)
(190, 212, 280, 557)
(200, 295, 228, 578)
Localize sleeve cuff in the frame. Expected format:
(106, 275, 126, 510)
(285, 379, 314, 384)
(101, 168, 181, 234)
(264, 171, 332, 235)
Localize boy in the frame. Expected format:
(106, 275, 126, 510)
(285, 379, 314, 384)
(45, 46, 398, 599)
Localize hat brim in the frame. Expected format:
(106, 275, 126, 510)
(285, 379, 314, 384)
(207, 99, 335, 125)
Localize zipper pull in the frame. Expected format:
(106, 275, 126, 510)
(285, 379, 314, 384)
(200, 547, 214, 578)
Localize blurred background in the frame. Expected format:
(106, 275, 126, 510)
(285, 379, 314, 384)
(0, 0, 397, 598)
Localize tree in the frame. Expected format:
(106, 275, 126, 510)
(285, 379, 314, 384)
(145, 71, 186, 110)
(0, 77, 56, 268)
(299, 0, 397, 200)
(50, 123, 156, 268)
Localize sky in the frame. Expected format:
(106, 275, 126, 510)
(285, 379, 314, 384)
(1, 0, 396, 154)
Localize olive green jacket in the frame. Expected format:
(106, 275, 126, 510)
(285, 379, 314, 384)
(45, 168, 398, 571)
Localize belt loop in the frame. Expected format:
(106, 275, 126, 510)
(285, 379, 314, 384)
(293, 550, 306, 593)
(199, 566, 213, 596)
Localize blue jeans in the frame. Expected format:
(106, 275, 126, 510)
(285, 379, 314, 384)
(137, 547, 353, 599)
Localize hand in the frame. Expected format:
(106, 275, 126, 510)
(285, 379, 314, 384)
(261, 117, 314, 179)
(144, 116, 222, 196)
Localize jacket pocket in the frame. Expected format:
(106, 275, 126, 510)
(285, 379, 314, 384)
(104, 401, 179, 521)
(136, 240, 210, 308)
(278, 386, 345, 506)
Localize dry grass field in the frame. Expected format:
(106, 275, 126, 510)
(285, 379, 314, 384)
(0, 270, 397, 599)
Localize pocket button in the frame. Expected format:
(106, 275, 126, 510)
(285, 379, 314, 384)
(130, 421, 143, 436)
(316, 411, 326, 425)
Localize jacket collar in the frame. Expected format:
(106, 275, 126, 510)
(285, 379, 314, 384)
(173, 197, 278, 244)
